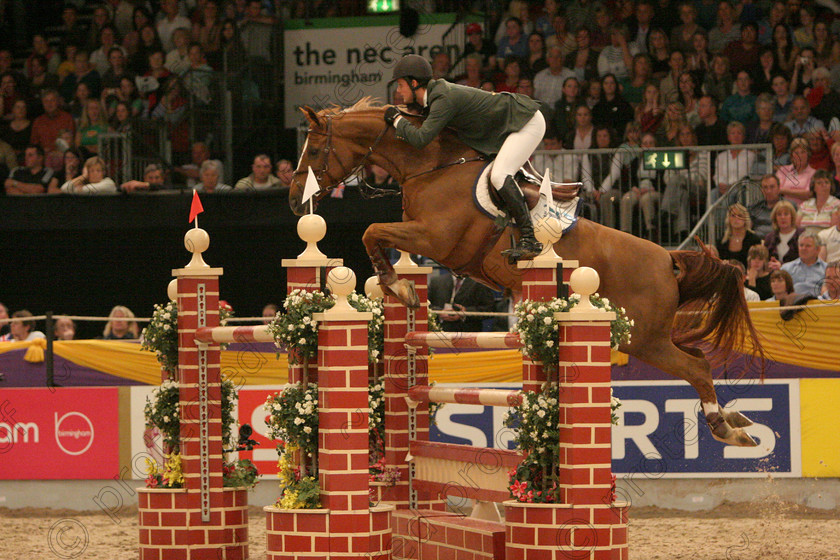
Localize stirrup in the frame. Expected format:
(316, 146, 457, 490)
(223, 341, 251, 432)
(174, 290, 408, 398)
(502, 238, 542, 263)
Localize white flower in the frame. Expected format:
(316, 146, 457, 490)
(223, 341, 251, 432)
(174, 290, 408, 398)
(163, 324, 170, 330)
(537, 409, 546, 418)
(294, 417, 303, 425)
(299, 338, 306, 344)
(526, 315, 534, 322)
(537, 306, 547, 313)
(303, 426, 312, 434)
(543, 317, 552, 325)
(545, 340, 554, 347)
(163, 416, 170, 422)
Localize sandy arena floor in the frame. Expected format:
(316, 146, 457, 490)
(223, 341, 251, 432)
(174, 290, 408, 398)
(2, 502, 839, 560)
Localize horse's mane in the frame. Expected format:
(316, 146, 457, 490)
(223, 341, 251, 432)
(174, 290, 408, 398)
(318, 97, 384, 117)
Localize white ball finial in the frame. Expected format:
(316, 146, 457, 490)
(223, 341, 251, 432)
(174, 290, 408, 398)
(184, 228, 210, 268)
(365, 276, 384, 299)
(533, 216, 562, 259)
(296, 214, 327, 259)
(569, 267, 600, 311)
(167, 279, 178, 301)
(327, 266, 357, 313)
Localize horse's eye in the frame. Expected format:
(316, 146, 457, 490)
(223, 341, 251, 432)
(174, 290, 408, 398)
(309, 148, 319, 156)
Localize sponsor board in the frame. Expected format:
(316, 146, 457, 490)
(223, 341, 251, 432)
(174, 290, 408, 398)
(0, 388, 119, 479)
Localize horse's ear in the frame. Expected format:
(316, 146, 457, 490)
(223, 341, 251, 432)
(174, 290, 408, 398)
(301, 106, 321, 127)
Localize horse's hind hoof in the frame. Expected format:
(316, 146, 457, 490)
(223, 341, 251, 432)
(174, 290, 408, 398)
(711, 426, 759, 447)
(723, 409, 754, 428)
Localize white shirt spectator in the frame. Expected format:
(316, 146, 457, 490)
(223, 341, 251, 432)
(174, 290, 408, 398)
(714, 149, 757, 190)
(818, 226, 840, 262)
(157, 16, 191, 52)
(61, 177, 118, 194)
(533, 68, 568, 107)
(598, 43, 639, 80)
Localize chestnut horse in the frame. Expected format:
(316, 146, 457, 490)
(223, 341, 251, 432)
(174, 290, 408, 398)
(290, 100, 763, 447)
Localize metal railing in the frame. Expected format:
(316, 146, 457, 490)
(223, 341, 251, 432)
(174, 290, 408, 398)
(98, 120, 172, 186)
(533, 143, 773, 247)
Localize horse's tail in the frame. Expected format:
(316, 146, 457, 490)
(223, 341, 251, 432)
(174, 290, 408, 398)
(670, 241, 765, 370)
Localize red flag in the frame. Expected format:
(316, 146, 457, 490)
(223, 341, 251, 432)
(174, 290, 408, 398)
(189, 189, 204, 223)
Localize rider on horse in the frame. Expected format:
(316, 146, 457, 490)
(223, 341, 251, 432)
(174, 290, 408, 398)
(384, 54, 547, 261)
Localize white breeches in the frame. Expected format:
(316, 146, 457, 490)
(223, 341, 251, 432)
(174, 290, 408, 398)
(489, 111, 546, 190)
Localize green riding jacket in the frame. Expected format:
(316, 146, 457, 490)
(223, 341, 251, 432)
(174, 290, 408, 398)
(394, 79, 540, 156)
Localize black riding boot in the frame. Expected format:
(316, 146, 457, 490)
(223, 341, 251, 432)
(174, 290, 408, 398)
(498, 175, 543, 261)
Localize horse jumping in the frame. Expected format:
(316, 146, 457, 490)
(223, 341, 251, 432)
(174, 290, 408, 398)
(289, 100, 763, 447)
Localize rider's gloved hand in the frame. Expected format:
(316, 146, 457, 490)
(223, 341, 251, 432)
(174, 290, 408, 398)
(384, 106, 400, 126)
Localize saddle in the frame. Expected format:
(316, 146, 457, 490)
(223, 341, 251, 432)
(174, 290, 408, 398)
(490, 164, 580, 211)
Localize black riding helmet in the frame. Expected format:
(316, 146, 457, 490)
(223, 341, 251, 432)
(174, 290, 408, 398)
(389, 54, 433, 89)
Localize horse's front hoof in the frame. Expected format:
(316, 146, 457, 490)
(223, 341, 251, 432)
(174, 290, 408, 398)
(723, 409, 754, 428)
(709, 415, 758, 447)
(390, 278, 420, 309)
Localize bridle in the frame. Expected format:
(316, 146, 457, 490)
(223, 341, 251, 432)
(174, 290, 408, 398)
(291, 112, 392, 199)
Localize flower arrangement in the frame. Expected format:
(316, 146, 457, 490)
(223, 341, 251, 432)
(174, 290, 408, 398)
(504, 383, 621, 503)
(267, 289, 384, 364)
(141, 300, 233, 376)
(513, 294, 633, 368)
(143, 372, 258, 488)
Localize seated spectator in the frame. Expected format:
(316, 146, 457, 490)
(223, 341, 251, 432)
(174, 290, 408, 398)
(583, 78, 601, 109)
(130, 25, 164, 75)
(781, 232, 827, 296)
(182, 43, 214, 104)
(56, 44, 77, 82)
(109, 101, 134, 133)
(630, 0, 656, 54)
(60, 50, 102, 104)
(636, 83, 665, 136)
(749, 174, 786, 237)
(624, 54, 654, 106)
(0, 137, 15, 178)
(495, 56, 523, 93)
(708, 1, 741, 54)
(428, 274, 497, 332)
(4, 145, 54, 195)
(525, 32, 548, 76)
(25, 34, 60, 79)
(620, 132, 661, 237)
(702, 55, 733, 108)
(262, 303, 278, 324)
(552, 77, 581, 142)
(75, 99, 109, 158)
(173, 141, 210, 188)
(766, 269, 794, 301)
(777, 137, 817, 205)
(723, 22, 761, 75)
(598, 23, 638, 81)
(772, 23, 798, 75)
(728, 259, 761, 301)
(275, 159, 294, 190)
(54, 317, 76, 340)
(751, 47, 779, 94)
(797, 170, 840, 233)
(747, 94, 776, 145)
(47, 149, 82, 193)
(592, 74, 634, 135)
(123, 7, 154, 61)
(765, 200, 803, 266)
(497, 17, 529, 66)
(545, 14, 576, 59)
(101, 48, 135, 91)
(588, 125, 618, 222)
(195, 159, 231, 192)
(194, 0, 223, 68)
(661, 125, 709, 239)
(69, 82, 92, 121)
(165, 28, 192, 75)
(60, 156, 118, 194)
(102, 305, 140, 340)
(91, 27, 127, 76)
(806, 130, 833, 171)
(716, 202, 764, 267)
(794, 6, 816, 49)
(713, 122, 756, 200)
(818, 209, 840, 262)
(812, 21, 836, 68)
(150, 79, 189, 154)
(687, 31, 711, 74)
(564, 104, 595, 150)
(721, 71, 757, 124)
(745, 243, 773, 300)
(791, 47, 817, 95)
(810, 67, 840, 129)
(86, 4, 113, 53)
(157, 0, 192, 52)
(659, 50, 686, 104)
(599, 122, 642, 229)
(28, 55, 61, 103)
(457, 54, 484, 89)
(122, 163, 171, 193)
(671, 2, 701, 54)
(0, 98, 28, 154)
(9, 310, 46, 341)
(819, 260, 840, 300)
(464, 24, 496, 72)
(235, 154, 281, 191)
(694, 95, 727, 147)
(590, 6, 613, 51)
(786, 95, 824, 137)
(534, 46, 566, 106)
(768, 123, 793, 170)
(56, 5, 87, 54)
(770, 73, 794, 123)
(564, 27, 598, 83)
(659, 101, 689, 146)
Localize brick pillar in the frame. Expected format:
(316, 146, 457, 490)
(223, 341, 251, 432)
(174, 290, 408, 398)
(382, 254, 433, 509)
(139, 228, 248, 560)
(518, 257, 578, 392)
(282, 213, 343, 385)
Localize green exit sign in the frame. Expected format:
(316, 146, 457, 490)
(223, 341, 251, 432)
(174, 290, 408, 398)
(642, 150, 688, 170)
(368, 0, 399, 12)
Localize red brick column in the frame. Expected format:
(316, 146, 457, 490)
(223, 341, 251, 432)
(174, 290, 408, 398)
(138, 228, 248, 560)
(382, 255, 433, 510)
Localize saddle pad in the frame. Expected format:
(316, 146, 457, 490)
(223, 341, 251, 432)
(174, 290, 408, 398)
(472, 162, 579, 232)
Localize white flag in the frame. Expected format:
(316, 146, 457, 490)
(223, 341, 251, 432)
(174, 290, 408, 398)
(302, 166, 320, 207)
